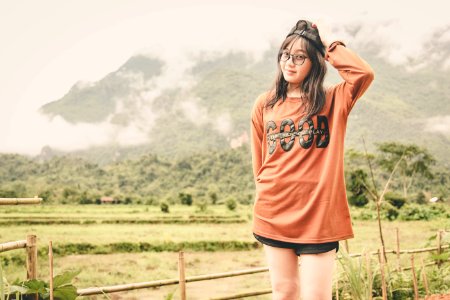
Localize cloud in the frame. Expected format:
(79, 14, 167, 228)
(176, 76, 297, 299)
(1, 1, 449, 155)
(424, 115, 450, 135)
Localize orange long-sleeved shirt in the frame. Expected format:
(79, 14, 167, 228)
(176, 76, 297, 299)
(250, 44, 374, 243)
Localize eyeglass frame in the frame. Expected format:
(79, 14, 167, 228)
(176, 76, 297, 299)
(279, 50, 308, 66)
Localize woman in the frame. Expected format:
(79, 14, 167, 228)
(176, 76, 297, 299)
(250, 19, 374, 299)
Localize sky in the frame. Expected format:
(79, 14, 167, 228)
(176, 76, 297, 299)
(0, 0, 449, 155)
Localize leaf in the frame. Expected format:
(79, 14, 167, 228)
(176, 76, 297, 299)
(9, 284, 29, 294)
(22, 279, 47, 294)
(53, 284, 78, 300)
(53, 270, 81, 288)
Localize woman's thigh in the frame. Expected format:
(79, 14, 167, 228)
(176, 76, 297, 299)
(299, 248, 336, 300)
(263, 244, 300, 299)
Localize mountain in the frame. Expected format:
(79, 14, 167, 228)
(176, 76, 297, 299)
(38, 38, 450, 166)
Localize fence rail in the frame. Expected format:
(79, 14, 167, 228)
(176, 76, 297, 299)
(0, 197, 42, 205)
(76, 243, 449, 297)
(0, 235, 38, 280)
(2, 228, 448, 299)
(0, 240, 27, 252)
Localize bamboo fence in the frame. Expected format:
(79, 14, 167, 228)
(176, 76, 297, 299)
(0, 235, 38, 280)
(76, 239, 449, 298)
(1, 228, 448, 299)
(0, 197, 42, 205)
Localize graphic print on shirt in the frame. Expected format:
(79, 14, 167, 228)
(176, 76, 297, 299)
(266, 115, 330, 154)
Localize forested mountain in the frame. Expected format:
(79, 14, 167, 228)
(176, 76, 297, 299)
(38, 40, 450, 166)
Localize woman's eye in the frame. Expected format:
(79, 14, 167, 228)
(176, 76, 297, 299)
(294, 55, 305, 60)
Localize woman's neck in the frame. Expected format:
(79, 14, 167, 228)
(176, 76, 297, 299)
(286, 84, 304, 98)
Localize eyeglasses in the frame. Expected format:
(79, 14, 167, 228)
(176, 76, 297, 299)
(280, 51, 308, 66)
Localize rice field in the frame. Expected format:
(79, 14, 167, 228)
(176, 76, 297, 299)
(1, 204, 449, 299)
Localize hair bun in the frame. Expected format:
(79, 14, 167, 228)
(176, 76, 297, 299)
(286, 20, 325, 56)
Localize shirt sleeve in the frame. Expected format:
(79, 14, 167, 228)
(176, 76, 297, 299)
(250, 94, 265, 181)
(326, 43, 375, 114)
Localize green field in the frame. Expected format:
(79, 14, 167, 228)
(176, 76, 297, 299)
(1, 204, 449, 299)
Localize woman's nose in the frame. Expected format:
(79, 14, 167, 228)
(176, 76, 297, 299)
(287, 56, 295, 66)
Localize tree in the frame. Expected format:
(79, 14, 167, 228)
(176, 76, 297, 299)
(179, 192, 193, 206)
(376, 142, 435, 199)
(348, 169, 370, 207)
(226, 197, 237, 211)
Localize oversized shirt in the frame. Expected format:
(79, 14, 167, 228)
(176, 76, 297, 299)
(250, 44, 374, 243)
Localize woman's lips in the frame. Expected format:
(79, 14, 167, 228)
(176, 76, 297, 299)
(285, 69, 296, 75)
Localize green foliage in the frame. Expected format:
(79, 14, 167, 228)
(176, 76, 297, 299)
(384, 192, 406, 209)
(348, 168, 370, 207)
(226, 197, 237, 211)
(1, 269, 80, 300)
(376, 142, 436, 199)
(178, 193, 193, 206)
(414, 191, 427, 204)
(0, 141, 448, 211)
(398, 203, 450, 221)
(160, 201, 169, 213)
(195, 199, 208, 213)
(337, 249, 371, 300)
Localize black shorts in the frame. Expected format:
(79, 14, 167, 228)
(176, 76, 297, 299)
(253, 233, 339, 256)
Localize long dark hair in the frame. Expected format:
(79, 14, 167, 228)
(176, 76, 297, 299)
(265, 34, 327, 120)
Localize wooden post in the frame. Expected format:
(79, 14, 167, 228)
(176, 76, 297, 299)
(26, 235, 37, 280)
(49, 241, 54, 300)
(437, 230, 442, 268)
(420, 257, 429, 297)
(344, 240, 349, 253)
(411, 254, 418, 300)
(178, 251, 186, 300)
(365, 252, 373, 300)
(379, 248, 387, 300)
(395, 227, 401, 272)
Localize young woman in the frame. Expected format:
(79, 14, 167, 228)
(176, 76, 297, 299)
(250, 19, 374, 299)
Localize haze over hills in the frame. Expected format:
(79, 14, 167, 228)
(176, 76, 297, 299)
(38, 29, 450, 166)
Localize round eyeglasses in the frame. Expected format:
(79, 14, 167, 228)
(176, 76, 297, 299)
(280, 51, 308, 66)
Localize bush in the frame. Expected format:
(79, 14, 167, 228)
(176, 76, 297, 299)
(209, 191, 218, 205)
(399, 203, 449, 220)
(348, 169, 370, 207)
(179, 193, 193, 206)
(414, 191, 427, 204)
(384, 192, 406, 209)
(160, 201, 169, 213)
(195, 199, 208, 212)
(349, 193, 369, 207)
(226, 197, 237, 211)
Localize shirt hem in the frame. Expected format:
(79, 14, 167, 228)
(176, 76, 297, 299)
(252, 229, 354, 244)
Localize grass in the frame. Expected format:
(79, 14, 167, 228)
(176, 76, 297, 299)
(0, 204, 449, 299)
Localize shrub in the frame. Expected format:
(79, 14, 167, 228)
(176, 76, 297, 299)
(348, 169, 370, 207)
(179, 193, 193, 206)
(398, 203, 443, 220)
(226, 197, 237, 211)
(195, 199, 208, 212)
(349, 194, 369, 207)
(384, 192, 406, 209)
(414, 191, 427, 204)
(209, 191, 218, 205)
(160, 201, 169, 213)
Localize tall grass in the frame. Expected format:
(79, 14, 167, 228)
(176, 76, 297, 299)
(337, 248, 372, 299)
(1, 260, 4, 300)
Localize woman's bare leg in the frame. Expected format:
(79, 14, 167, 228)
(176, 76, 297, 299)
(299, 248, 336, 300)
(263, 244, 300, 300)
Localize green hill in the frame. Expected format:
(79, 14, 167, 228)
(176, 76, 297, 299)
(37, 45, 450, 166)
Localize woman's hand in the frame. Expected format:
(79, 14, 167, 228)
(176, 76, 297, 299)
(312, 20, 336, 49)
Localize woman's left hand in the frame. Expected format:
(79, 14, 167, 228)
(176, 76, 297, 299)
(312, 20, 335, 49)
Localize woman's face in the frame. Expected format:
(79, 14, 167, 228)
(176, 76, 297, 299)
(279, 38, 312, 86)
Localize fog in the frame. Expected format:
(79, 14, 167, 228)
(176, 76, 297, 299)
(0, 0, 448, 155)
